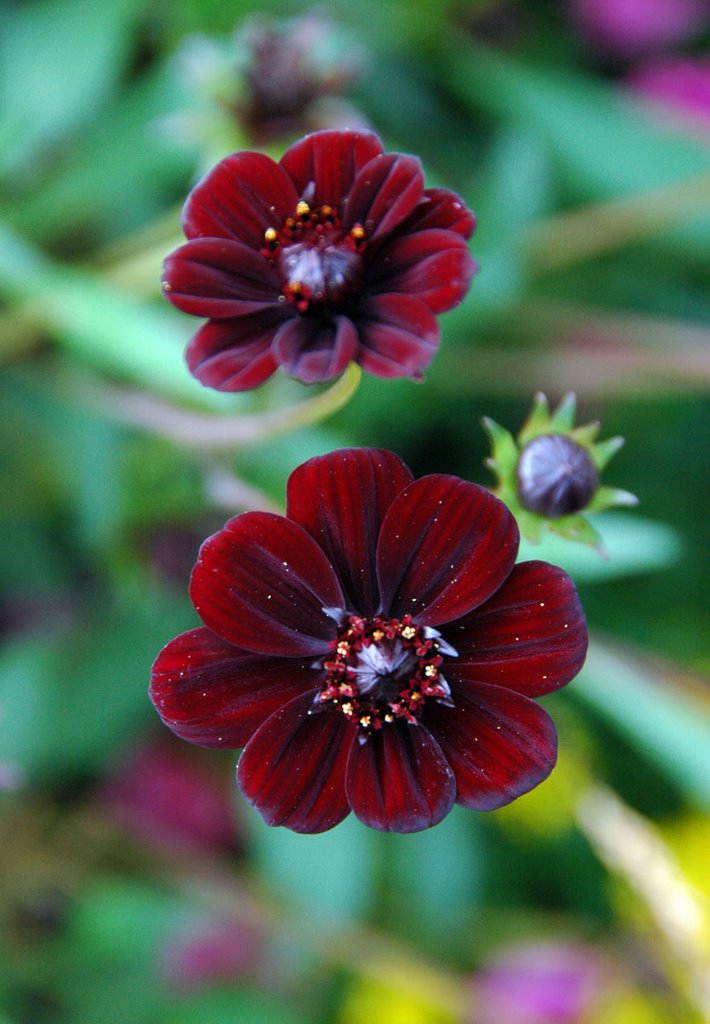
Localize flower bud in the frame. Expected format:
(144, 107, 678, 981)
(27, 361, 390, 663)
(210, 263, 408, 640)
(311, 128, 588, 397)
(517, 434, 600, 518)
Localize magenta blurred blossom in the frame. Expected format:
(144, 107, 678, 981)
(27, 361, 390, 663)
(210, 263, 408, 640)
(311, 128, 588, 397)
(101, 737, 239, 855)
(161, 918, 261, 990)
(627, 57, 710, 130)
(472, 941, 605, 1024)
(568, 0, 709, 58)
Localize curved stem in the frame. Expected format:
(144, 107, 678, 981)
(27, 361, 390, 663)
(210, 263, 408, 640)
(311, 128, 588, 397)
(99, 362, 362, 449)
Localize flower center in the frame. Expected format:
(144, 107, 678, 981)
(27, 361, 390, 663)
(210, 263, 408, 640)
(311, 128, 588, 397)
(316, 614, 456, 735)
(262, 201, 366, 313)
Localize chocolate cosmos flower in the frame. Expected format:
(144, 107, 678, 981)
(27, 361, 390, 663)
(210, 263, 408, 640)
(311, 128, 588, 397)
(150, 449, 588, 834)
(162, 130, 476, 389)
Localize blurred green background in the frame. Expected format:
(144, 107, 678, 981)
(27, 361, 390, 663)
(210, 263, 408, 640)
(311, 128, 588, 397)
(1, 0, 709, 1022)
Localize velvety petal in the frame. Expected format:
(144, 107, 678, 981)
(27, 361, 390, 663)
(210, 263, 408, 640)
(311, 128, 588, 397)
(183, 151, 298, 249)
(271, 314, 358, 384)
(426, 683, 558, 811)
(356, 294, 439, 379)
(190, 513, 344, 657)
(446, 561, 588, 697)
(162, 239, 280, 318)
(286, 448, 414, 616)
(280, 129, 384, 211)
(237, 691, 352, 833)
(186, 311, 286, 391)
(344, 153, 424, 240)
(346, 723, 456, 832)
(368, 230, 477, 313)
(377, 477, 519, 626)
(150, 627, 320, 749)
(399, 187, 477, 238)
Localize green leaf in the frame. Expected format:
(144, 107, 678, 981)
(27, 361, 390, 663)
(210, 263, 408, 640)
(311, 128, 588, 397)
(246, 807, 375, 924)
(0, 586, 194, 779)
(0, 0, 146, 178)
(383, 806, 484, 956)
(8, 62, 195, 244)
(445, 41, 710, 263)
(574, 641, 710, 808)
(0, 227, 235, 407)
(517, 514, 682, 581)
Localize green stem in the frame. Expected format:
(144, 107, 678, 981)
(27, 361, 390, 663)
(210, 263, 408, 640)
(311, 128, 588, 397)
(98, 362, 363, 448)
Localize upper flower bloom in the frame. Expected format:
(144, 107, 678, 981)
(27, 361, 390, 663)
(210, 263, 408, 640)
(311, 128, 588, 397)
(150, 448, 587, 834)
(162, 130, 477, 390)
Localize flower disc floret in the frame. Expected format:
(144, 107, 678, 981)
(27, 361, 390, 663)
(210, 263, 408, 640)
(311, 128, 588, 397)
(150, 448, 588, 834)
(318, 613, 455, 732)
(162, 130, 477, 390)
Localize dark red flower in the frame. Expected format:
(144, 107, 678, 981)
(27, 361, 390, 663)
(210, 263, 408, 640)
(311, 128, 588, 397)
(150, 449, 588, 834)
(162, 130, 477, 390)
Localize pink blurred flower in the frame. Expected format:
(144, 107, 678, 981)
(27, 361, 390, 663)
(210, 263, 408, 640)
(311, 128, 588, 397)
(627, 57, 710, 131)
(100, 736, 240, 855)
(568, 0, 709, 59)
(471, 941, 606, 1024)
(161, 918, 261, 990)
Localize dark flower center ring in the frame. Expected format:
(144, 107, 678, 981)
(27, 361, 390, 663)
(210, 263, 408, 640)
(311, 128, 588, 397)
(315, 613, 457, 737)
(261, 200, 367, 312)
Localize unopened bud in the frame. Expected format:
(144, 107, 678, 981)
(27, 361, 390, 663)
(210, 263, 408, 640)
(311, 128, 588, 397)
(517, 434, 600, 518)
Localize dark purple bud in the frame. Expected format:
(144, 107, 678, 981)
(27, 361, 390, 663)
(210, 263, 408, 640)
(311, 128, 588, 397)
(517, 434, 599, 518)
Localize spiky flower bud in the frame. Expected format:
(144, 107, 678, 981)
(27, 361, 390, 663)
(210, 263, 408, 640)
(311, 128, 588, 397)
(483, 392, 637, 550)
(517, 434, 600, 518)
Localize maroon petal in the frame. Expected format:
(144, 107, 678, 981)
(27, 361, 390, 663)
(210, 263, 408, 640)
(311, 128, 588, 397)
(369, 230, 476, 313)
(186, 310, 286, 391)
(237, 691, 353, 833)
(286, 449, 414, 616)
(344, 153, 424, 240)
(400, 187, 477, 238)
(150, 627, 319, 749)
(356, 294, 439, 379)
(190, 513, 344, 657)
(426, 683, 558, 811)
(377, 477, 519, 626)
(183, 151, 298, 249)
(279, 129, 383, 210)
(447, 561, 588, 697)
(346, 723, 456, 832)
(162, 239, 280, 319)
(271, 315, 358, 384)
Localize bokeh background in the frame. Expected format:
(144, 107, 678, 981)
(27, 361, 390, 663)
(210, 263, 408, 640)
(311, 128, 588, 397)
(1, 1, 709, 1022)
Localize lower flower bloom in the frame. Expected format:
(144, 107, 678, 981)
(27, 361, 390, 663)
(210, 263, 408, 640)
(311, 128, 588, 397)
(150, 448, 588, 834)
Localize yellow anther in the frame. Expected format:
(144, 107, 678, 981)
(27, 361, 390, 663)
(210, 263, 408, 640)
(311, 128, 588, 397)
(424, 665, 437, 677)
(296, 200, 310, 218)
(401, 625, 416, 640)
(336, 641, 350, 656)
(359, 715, 372, 728)
(371, 629, 384, 642)
(350, 224, 365, 241)
(264, 226, 277, 243)
(341, 702, 354, 716)
(384, 713, 394, 723)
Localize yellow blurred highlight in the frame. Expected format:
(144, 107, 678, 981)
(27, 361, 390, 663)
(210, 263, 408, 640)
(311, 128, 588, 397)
(339, 976, 460, 1024)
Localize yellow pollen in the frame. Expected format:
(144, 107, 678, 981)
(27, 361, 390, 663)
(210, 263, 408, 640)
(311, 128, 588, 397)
(296, 200, 310, 218)
(341, 702, 354, 716)
(424, 665, 437, 677)
(371, 629, 384, 642)
(264, 226, 277, 243)
(359, 714, 372, 728)
(350, 224, 365, 241)
(401, 625, 416, 640)
(410, 691, 422, 702)
(384, 713, 394, 723)
(336, 641, 350, 656)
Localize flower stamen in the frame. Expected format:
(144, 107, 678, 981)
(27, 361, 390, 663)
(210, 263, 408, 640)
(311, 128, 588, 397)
(318, 613, 456, 734)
